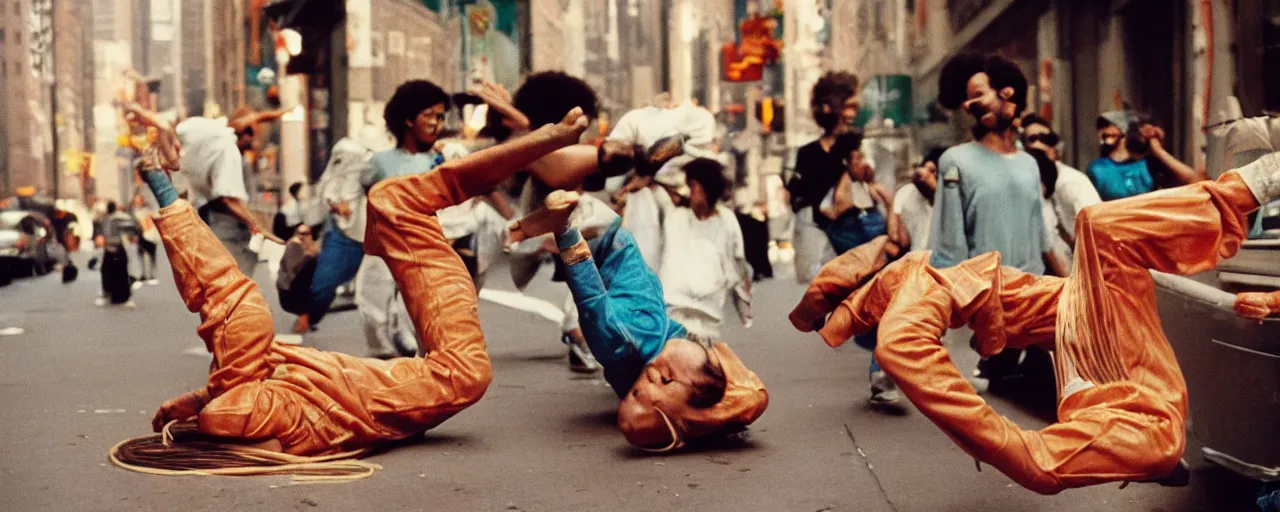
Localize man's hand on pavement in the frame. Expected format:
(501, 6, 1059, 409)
(151, 389, 209, 432)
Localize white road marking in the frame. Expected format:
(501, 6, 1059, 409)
(478, 289, 565, 324)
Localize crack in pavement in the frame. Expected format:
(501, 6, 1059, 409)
(844, 423, 899, 512)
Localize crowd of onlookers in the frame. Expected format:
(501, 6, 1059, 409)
(782, 55, 1205, 405)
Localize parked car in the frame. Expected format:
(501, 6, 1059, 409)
(0, 210, 59, 278)
(1155, 236, 1280, 483)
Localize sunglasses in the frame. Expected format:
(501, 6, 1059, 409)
(1023, 132, 1060, 147)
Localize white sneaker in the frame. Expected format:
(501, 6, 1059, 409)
(869, 370, 901, 405)
(94, 297, 107, 307)
(568, 340, 601, 373)
(146, 279, 159, 286)
(122, 300, 137, 309)
(131, 281, 144, 290)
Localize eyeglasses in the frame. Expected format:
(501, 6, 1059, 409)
(1023, 132, 1060, 147)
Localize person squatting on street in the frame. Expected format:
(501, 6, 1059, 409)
(789, 143, 1280, 494)
(108, 106, 593, 478)
(509, 189, 767, 451)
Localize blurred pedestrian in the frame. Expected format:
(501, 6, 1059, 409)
(893, 148, 943, 252)
(787, 71, 861, 283)
(1027, 148, 1072, 277)
(820, 132, 900, 255)
(476, 72, 610, 373)
(736, 201, 773, 281)
(1088, 111, 1203, 201)
(655, 158, 752, 339)
(1021, 114, 1100, 252)
(131, 192, 160, 285)
(306, 138, 373, 331)
(96, 201, 138, 307)
(277, 224, 320, 333)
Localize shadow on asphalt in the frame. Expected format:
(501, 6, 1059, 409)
(364, 431, 482, 458)
(611, 429, 764, 459)
(566, 409, 618, 429)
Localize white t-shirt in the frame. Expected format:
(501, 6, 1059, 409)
(608, 102, 717, 154)
(1051, 162, 1102, 244)
(892, 184, 933, 251)
(1042, 198, 1072, 262)
(608, 107, 682, 149)
(175, 117, 247, 210)
(658, 204, 748, 335)
(621, 186, 665, 270)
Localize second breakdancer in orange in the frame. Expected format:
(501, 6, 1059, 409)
(791, 149, 1280, 494)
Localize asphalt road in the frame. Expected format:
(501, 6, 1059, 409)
(0, 251, 1263, 511)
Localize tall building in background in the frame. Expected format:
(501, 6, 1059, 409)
(52, 0, 94, 199)
(207, 0, 246, 118)
(1, 0, 48, 195)
(180, 0, 207, 117)
(143, 0, 178, 111)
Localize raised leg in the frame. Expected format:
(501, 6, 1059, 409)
(1056, 170, 1260, 391)
(871, 263, 1182, 495)
(357, 116, 586, 432)
(555, 218, 675, 396)
(153, 201, 275, 398)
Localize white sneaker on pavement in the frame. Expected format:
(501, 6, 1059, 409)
(869, 370, 901, 405)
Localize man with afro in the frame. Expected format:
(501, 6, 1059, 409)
(929, 53, 1059, 388)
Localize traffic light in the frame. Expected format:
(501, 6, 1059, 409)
(264, 0, 345, 75)
(755, 97, 785, 133)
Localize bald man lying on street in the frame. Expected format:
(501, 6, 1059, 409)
(510, 190, 768, 450)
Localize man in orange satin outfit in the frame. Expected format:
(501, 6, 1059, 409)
(791, 150, 1280, 494)
(144, 108, 592, 456)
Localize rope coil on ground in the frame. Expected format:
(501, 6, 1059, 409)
(108, 421, 380, 483)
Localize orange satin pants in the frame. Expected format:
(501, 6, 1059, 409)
(156, 124, 577, 456)
(793, 171, 1261, 494)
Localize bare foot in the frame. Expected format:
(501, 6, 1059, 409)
(549, 107, 590, 146)
(508, 190, 581, 243)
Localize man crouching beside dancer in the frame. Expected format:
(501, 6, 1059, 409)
(790, 142, 1280, 493)
(510, 190, 768, 450)
(113, 107, 590, 471)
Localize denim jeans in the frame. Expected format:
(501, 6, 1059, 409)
(827, 208, 888, 255)
(308, 216, 366, 324)
(854, 328, 880, 376)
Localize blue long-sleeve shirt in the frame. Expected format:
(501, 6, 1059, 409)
(363, 148, 444, 191)
(558, 218, 688, 397)
(927, 142, 1046, 274)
